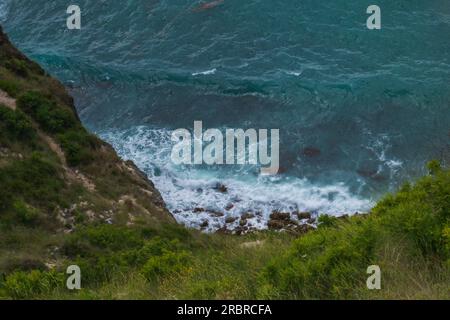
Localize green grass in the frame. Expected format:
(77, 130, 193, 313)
(1, 164, 448, 300)
(258, 164, 449, 299)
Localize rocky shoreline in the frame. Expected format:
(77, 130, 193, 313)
(176, 182, 363, 235)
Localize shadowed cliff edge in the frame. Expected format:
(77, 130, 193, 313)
(0, 25, 175, 231)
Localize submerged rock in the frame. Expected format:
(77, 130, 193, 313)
(241, 212, 255, 220)
(225, 203, 234, 211)
(207, 210, 224, 217)
(302, 147, 321, 157)
(296, 211, 312, 220)
(214, 183, 228, 193)
(225, 216, 238, 224)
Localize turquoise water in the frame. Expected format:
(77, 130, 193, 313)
(1, 1, 449, 230)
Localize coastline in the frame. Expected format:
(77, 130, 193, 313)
(0, 25, 448, 300)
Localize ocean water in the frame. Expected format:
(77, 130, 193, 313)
(1, 0, 449, 231)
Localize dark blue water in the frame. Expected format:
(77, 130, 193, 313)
(1, 0, 449, 230)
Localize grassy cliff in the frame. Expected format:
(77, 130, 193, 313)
(0, 26, 448, 300)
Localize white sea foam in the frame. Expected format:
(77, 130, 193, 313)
(285, 70, 303, 77)
(365, 131, 404, 181)
(192, 68, 217, 76)
(100, 126, 374, 232)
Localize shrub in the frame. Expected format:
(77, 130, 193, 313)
(427, 160, 442, 175)
(72, 254, 130, 284)
(2, 270, 63, 299)
(260, 217, 378, 299)
(0, 152, 64, 210)
(5, 58, 29, 77)
(0, 105, 35, 140)
(127, 237, 185, 266)
(259, 165, 450, 299)
(12, 200, 41, 226)
(0, 79, 20, 97)
(141, 249, 191, 282)
(317, 214, 339, 227)
(57, 130, 97, 166)
(17, 91, 77, 133)
(63, 225, 143, 257)
(374, 165, 450, 257)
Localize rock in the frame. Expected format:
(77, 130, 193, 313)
(216, 226, 231, 234)
(302, 147, 321, 157)
(267, 210, 315, 233)
(269, 211, 290, 221)
(241, 212, 255, 220)
(297, 211, 311, 220)
(200, 220, 209, 228)
(268, 211, 293, 230)
(233, 225, 248, 235)
(193, 207, 205, 213)
(239, 219, 247, 226)
(225, 203, 234, 211)
(267, 220, 285, 230)
(214, 183, 228, 193)
(307, 217, 316, 224)
(207, 210, 224, 217)
(225, 216, 238, 224)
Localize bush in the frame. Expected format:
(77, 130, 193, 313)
(127, 237, 185, 266)
(62, 227, 193, 285)
(57, 130, 97, 166)
(11, 200, 41, 226)
(17, 91, 77, 134)
(260, 217, 377, 299)
(427, 160, 442, 175)
(5, 58, 29, 77)
(374, 164, 450, 258)
(2, 270, 63, 299)
(16, 91, 98, 167)
(259, 165, 450, 299)
(0, 105, 35, 140)
(63, 225, 143, 257)
(72, 254, 130, 284)
(141, 249, 191, 282)
(0, 152, 64, 211)
(0, 79, 20, 97)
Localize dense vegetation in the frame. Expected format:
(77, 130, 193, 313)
(0, 164, 448, 299)
(0, 26, 449, 300)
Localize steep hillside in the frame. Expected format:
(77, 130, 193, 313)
(0, 25, 174, 233)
